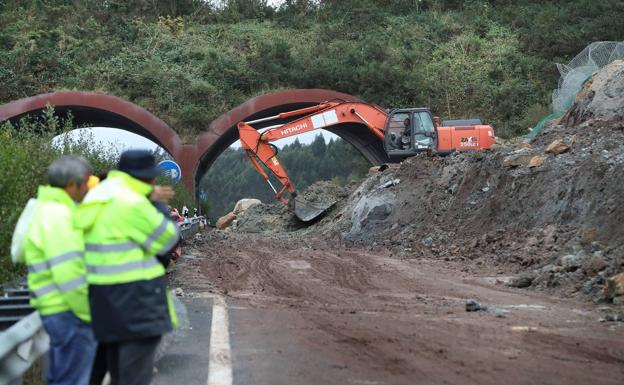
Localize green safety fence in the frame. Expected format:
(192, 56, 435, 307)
(527, 76, 591, 141)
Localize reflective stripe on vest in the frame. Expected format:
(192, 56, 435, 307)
(142, 217, 168, 251)
(86, 242, 139, 253)
(32, 276, 87, 298)
(27, 250, 83, 273)
(86, 257, 160, 275)
(157, 229, 180, 256)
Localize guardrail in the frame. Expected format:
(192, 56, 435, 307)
(0, 215, 207, 384)
(0, 289, 32, 332)
(179, 216, 207, 240)
(0, 312, 48, 385)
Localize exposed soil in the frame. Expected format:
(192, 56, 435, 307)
(167, 61, 624, 384)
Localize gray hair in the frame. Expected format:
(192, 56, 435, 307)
(47, 155, 92, 188)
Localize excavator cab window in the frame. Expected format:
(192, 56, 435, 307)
(412, 111, 436, 150)
(385, 112, 411, 151)
(385, 110, 436, 156)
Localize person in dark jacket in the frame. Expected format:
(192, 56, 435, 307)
(77, 150, 179, 385)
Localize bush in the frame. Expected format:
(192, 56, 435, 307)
(0, 106, 116, 284)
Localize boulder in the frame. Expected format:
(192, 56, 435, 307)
(542, 225, 558, 247)
(508, 273, 536, 288)
(603, 272, 624, 301)
(503, 154, 534, 167)
(545, 140, 570, 155)
(528, 155, 546, 168)
(233, 198, 261, 216)
(580, 228, 598, 245)
(465, 299, 488, 312)
(559, 253, 585, 271)
(583, 255, 607, 275)
(216, 212, 237, 230)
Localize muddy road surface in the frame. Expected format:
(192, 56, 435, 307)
(166, 232, 624, 385)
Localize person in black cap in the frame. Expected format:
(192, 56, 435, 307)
(77, 150, 180, 385)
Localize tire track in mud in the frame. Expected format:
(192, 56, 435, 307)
(209, 241, 384, 308)
(251, 246, 307, 300)
(202, 238, 459, 313)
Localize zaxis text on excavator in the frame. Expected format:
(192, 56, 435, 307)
(238, 101, 495, 222)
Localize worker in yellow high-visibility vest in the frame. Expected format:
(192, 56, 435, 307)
(12, 155, 96, 385)
(77, 150, 179, 385)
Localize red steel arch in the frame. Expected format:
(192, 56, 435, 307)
(0, 89, 388, 191)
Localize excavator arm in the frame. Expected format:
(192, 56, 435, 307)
(238, 102, 388, 215)
(238, 121, 295, 205)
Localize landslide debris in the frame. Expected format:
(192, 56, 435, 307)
(226, 61, 624, 302)
(233, 181, 354, 233)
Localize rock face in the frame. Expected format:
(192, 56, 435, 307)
(565, 60, 624, 125)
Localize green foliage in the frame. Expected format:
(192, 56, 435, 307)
(201, 135, 369, 220)
(0, 106, 116, 284)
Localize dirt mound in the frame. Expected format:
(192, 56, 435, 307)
(232, 201, 294, 233)
(327, 123, 624, 298)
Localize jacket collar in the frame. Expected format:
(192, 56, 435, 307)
(37, 186, 76, 209)
(107, 170, 153, 196)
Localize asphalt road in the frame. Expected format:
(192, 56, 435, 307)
(153, 297, 213, 385)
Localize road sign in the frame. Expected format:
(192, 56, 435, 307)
(158, 160, 181, 184)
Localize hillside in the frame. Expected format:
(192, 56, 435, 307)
(1, 0, 624, 139)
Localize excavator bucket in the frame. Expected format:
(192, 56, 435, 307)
(293, 196, 336, 222)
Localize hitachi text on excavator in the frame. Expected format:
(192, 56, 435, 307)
(238, 101, 495, 222)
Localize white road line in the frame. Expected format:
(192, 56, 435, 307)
(208, 295, 233, 385)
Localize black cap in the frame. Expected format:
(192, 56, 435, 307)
(117, 150, 161, 180)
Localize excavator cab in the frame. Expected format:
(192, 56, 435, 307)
(384, 109, 437, 159)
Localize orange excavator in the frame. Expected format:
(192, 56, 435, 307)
(238, 101, 495, 221)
